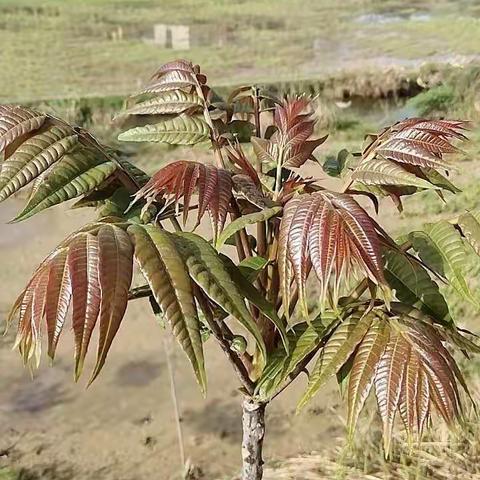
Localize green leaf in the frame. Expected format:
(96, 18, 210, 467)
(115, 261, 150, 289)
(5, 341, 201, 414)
(421, 168, 460, 194)
(172, 232, 267, 362)
(251, 136, 278, 168)
(0, 125, 78, 201)
(298, 312, 373, 411)
(410, 221, 479, 308)
(352, 157, 440, 190)
(116, 156, 150, 186)
(220, 253, 289, 353)
(13, 149, 117, 222)
(117, 91, 203, 117)
(282, 318, 327, 379)
(118, 115, 210, 145)
(127, 225, 206, 393)
(383, 248, 450, 321)
(458, 212, 480, 257)
(238, 256, 269, 282)
(255, 321, 313, 399)
(254, 347, 290, 399)
(222, 120, 255, 143)
(322, 149, 350, 177)
(92, 188, 155, 224)
(215, 206, 282, 249)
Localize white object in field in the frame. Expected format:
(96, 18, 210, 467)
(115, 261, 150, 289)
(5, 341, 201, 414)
(153, 24, 190, 50)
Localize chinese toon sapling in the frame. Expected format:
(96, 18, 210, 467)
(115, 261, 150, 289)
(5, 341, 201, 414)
(2, 60, 480, 480)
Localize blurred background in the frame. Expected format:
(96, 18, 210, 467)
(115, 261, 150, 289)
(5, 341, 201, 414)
(1, 1, 480, 479)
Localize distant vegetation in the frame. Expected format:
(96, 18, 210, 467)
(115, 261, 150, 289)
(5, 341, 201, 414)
(1, 0, 480, 101)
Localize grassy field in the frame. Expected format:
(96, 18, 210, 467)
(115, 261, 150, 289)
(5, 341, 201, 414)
(0, 0, 480, 102)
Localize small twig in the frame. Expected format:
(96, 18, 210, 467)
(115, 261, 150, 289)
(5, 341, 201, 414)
(199, 296, 254, 394)
(214, 322, 255, 395)
(253, 91, 268, 291)
(170, 216, 182, 232)
(230, 199, 252, 259)
(345, 278, 370, 303)
(163, 335, 187, 471)
(128, 285, 151, 300)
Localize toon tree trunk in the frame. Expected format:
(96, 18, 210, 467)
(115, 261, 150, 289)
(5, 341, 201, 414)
(241, 399, 266, 480)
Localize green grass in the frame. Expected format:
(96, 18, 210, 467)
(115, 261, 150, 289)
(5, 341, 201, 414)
(0, 469, 16, 480)
(1, 0, 479, 102)
(408, 84, 456, 115)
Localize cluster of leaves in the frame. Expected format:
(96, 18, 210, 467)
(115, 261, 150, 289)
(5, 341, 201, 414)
(349, 118, 469, 210)
(0, 105, 149, 222)
(2, 59, 480, 457)
(8, 222, 133, 382)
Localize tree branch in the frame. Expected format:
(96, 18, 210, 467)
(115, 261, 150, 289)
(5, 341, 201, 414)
(204, 308, 255, 395)
(128, 285, 151, 301)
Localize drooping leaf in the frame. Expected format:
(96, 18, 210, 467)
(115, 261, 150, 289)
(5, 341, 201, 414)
(347, 317, 390, 436)
(352, 157, 439, 190)
(215, 206, 281, 249)
(0, 125, 78, 201)
(278, 196, 301, 318)
(9, 222, 133, 383)
(298, 304, 470, 454)
(457, 211, 480, 256)
(128, 224, 206, 392)
(68, 233, 101, 379)
(0, 105, 46, 152)
(0, 107, 141, 221)
(402, 318, 463, 425)
(316, 304, 470, 457)
(383, 248, 450, 321)
(279, 191, 388, 316)
(377, 138, 452, 170)
(298, 311, 373, 410)
(421, 167, 460, 194)
(172, 232, 267, 362)
(354, 118, 468, 194)
(44, 249, 71, 358)
(410, 221, 479, 308)
(118, 115, 210, 145)
(13, 149, 117, 222)
(374, 330, 410, 455)
(90, 225, 134, 384)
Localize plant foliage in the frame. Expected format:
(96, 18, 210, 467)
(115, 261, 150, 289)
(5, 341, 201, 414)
(2, 59, 479, 469)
